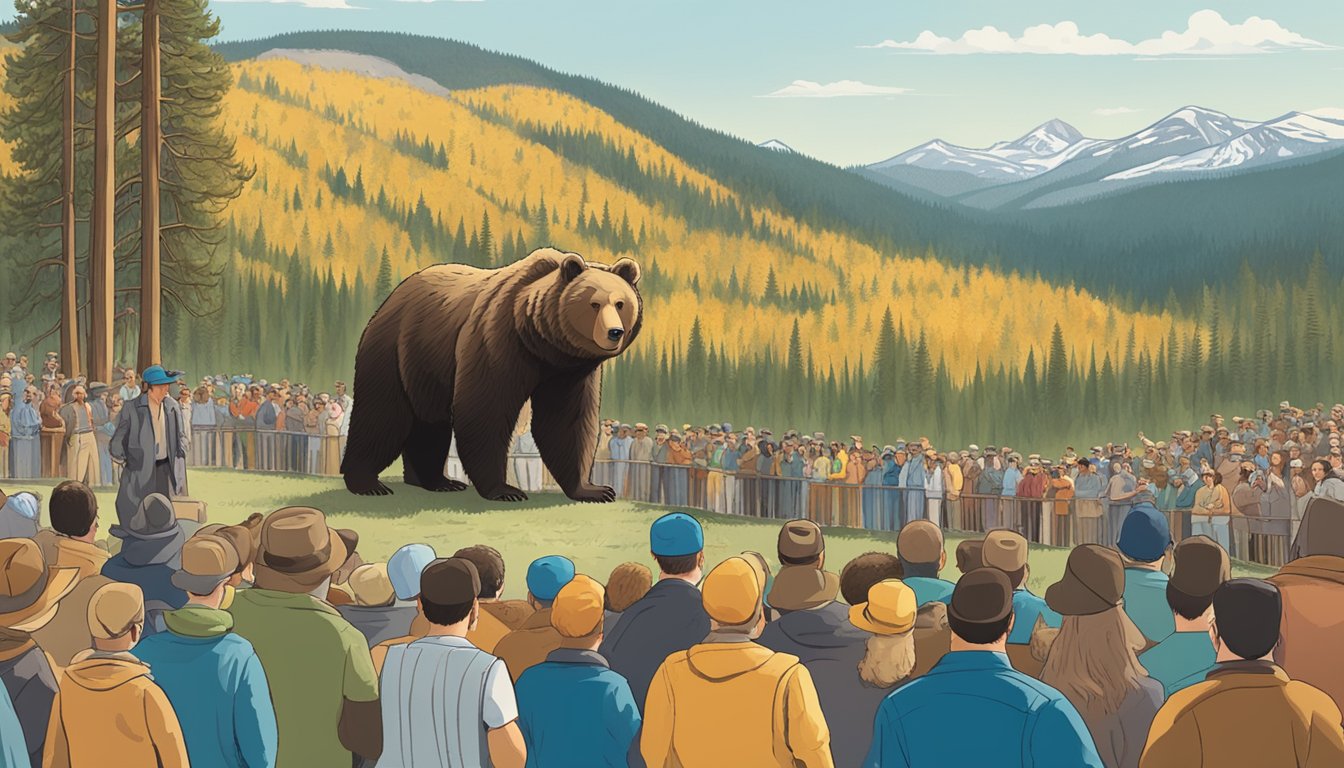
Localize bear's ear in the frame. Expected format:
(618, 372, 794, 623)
(610, 258, 641, 287)
(560, 254, 587, 283)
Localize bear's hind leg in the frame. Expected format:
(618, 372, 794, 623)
(342, 390, 413, 497)
(403, 418, 468, 492)
(342, 322, 415, 496)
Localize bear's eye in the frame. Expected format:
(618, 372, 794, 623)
(591, 302, 600, 310)
(615, 301, 625, 310)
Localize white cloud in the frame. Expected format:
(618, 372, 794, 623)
(864, 10, 1335, 56)
(212, 0, 363, 8)
(211, 0, 481, 7)
(761, 80, 911, 98)
(1092, 106, 1143, 116)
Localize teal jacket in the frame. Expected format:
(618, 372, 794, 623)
(1137, 631, 1217, 699)
(516, 649, 641, 767)
(1007, 588, 1061, 645)
(0, 681, 26, 768)
(865, 651, 1103, 768)
(902, 576, 955, 608)
(1122, 568, 1176, 644)
(132, 605, 278, 768)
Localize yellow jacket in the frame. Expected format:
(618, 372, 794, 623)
(30, 533, 113, 672)
(43, 650, 189, 768)
(827, 451, 848, 481)
(946, 464, 964, 498)
(641, 639, 833, 768)
(1140, 661, 1344, 768)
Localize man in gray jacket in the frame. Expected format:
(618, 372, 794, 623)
(110, 365, 188, 526)
(758, 521, 880, 768)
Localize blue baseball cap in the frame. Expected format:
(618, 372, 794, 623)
(526, 556, 576, 601)
(141, 365, 184, 386)
(650, 512, 704, 557)
(388, 543, 437, 600)
(1117, 504, 1172, 563)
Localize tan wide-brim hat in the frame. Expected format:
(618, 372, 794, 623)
(0, 539, 80, 629)
(767, 565, 840, 611)
(253, 507, 356, 592)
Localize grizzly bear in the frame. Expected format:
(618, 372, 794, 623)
(341, 247, 642, 502)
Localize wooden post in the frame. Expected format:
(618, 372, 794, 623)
(138, 0, 161, 370)
(88, 0, 116, 383)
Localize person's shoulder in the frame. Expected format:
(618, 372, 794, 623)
(1285, 678, 1343, 717)
(216, 631, 261, 657)
(1160, 676, 1217, 711)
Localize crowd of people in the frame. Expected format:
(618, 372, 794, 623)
(0, 352, 355, 482)
(586, 404, 1344, 567)
(2, 479, 1343, 767)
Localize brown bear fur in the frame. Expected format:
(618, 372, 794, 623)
(341, 247, 642, 502)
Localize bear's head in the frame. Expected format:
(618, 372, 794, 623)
(555, 253, 642, 359)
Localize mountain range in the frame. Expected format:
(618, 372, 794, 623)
(864, 106, 1344, 210)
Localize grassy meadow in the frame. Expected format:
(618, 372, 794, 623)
(4, 467, 1274, 598)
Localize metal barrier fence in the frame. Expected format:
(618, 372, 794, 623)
(186, 427, 344, 476)
(589, 459, 1299, 568)
(24, 433, 1289, 568)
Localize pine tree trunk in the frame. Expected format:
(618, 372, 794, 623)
(88, 0, 117, 382)
(138, 0, 162, 370)
(61, 0, 81, 377)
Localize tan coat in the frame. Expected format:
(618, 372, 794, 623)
(1140, 661, 1344, 768)
(43, 650, 189, 768)
(1271, 556, 1344, 714)
(911, 602, 951, 680)
(30, 533, 114, 672)
(466, 599, 534, 655)
(492, 607, 562, 682)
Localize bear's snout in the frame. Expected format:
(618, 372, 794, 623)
(607, 328, 624, 341)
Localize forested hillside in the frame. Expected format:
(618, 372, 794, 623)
(3, 30, 1343, 448)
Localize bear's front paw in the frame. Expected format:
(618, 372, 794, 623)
(568, 484, 616, 503)
(409, 477, 469, 493)
(346, 476, 394, 496)
(481, 484, 529, 502)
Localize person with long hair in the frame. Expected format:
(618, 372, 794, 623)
(1193, 469, 1232, 551)
(1257, 452, 1294, 566)
(1040, 545, 1163, 768)
(1231, 462, 1263, 561)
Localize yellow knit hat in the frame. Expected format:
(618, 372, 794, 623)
(702, 556, 766, 625)
(551, 575, 606, 638)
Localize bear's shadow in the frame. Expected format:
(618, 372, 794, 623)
(288, 483, 570, 519)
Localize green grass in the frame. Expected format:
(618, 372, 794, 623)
(4, 468, 1274, 598)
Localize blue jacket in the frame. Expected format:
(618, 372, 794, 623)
(131, 605, 278, 768)
(516, 649, 641, 767)
(1122, 568, 1176, 645)
(1137, 631, 1217, 699)
(864, 651, 1103, 768)
(902, 576, 955, 608)
(0, 666, 29, 768)
(599, 579, 710, 714)
(1007, 588, 1061, 645)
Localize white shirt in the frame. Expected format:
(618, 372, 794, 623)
(149, 398, 168, 460)
(377, 635, 518, 768)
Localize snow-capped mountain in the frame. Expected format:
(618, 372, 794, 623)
(1107, 111, 1344, 180)
(757, 139, 795, 153)
(871, 119, 1104, 183)
(863, 106, 1344, 209)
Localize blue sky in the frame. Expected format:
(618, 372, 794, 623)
(10, 1, 1341, 165)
